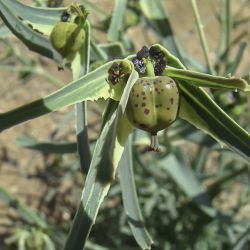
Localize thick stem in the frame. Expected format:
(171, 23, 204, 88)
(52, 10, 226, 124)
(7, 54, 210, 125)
(149, 134, 160, 152)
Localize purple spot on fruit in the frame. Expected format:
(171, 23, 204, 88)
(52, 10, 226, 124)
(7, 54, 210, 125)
(141, 91, 145, 95)
(139, 123, 148, 128)
(142, 103, 146, 107)
(155, 104, 159, 108)
(144, 108, 150, 115)
(155, 88, 158, 91)
(136, 94, 139, 97)
(143, 97, 146, 100)
(166, 107, 170, 110)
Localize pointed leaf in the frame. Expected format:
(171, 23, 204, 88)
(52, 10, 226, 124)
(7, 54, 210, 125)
(0, 186, 47, 228)
(179, 80, 250, 160)
(0, 0, 62, 35)
(119, 137, 153, 250)
(108, 0, 127, 41)
(16, 136, 77, 154)
(164, 67, 249, 91)
(64, 69, 138, 250)
(0, 61, 113, 132)
(159, 155, 217, 217)
(0, 0, 61, 60)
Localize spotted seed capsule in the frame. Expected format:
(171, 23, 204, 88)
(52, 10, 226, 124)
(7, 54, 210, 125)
(126, 76, 180, 151)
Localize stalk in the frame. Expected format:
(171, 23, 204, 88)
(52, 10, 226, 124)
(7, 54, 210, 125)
(190, 0, 215, 75)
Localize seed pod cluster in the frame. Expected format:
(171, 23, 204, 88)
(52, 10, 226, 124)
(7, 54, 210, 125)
(50, 4, 88, 61)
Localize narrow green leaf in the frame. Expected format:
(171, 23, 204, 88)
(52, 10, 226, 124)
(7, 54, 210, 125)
(108, 0, 127, 41)
(0, 0, 61, 60)
(0, 186, 47, 228)
(225, 0, 232, 72)
(0, 61, 112, 132)
(208, 166, 247, 199)
(0, 0, 63, 35)
(232, 228, 250, 250)
(91, 42, 125, 61)
(179, 81, 250, 160)
(16, 136, 77, 154)
(119, 136, 153, 250)
(42, 234, 56, 250)
(168, 120, 217, 147)
(164, 67, 248, 91)
(159, 155, 216, 217)
(64, 69, 138, 250)
(227, 41, 247, 75)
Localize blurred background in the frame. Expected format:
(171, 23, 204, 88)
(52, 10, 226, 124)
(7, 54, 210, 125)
(0, 0, 249, 249)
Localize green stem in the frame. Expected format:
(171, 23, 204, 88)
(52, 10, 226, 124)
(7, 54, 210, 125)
(190, 0, 215, 75)
(145, 60, 155, 77)
(90, 40, 108, 61)
(225, 0, 232, 72)
(72, 23, 91, 174)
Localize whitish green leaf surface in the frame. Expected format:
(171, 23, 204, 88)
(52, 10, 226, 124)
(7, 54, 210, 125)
(119, 137, 153, 250)
(164, 67, 249, 91)
(0, 0, 62, 60)
(0, 0, 62, 35)
(0, 61, 113, 132)
(64, 69, 138, 250)
(108, 0, 127, 41)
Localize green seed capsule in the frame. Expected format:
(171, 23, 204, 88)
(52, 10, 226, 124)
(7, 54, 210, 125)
(126, 76, 180, 136)
(107, 61, 132, 100)
(50, 22, 85, 60)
